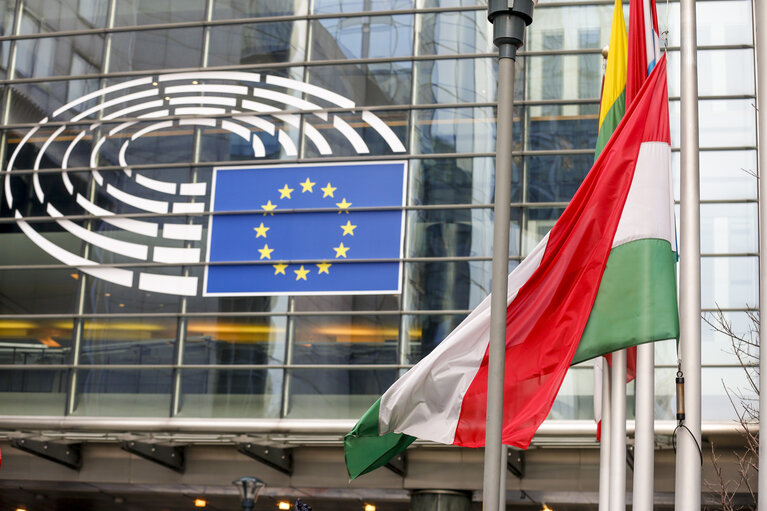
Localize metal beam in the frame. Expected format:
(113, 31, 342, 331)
(506, 448, 525, 479)
(11, 438, 82, 470)
(121, 441, 185, 473)
(237, 443, 293, 476)
(384, 452, 407, 477)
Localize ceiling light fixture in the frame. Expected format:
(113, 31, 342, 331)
(194, 498, 207, 507)
(364, 504, 376, 511)
(277, 501, 291, 510)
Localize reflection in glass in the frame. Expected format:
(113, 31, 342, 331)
(669, 99, 756, 148)
(21, 0, 108, 33)
(672, 151, 757, 202)
(667, 49, 755, 98)
(214, 0, 308, 19)
(528, 116, 598, 151)
(526, 153, 595, 202)
(179, 369, 282, 418)
(523, 208, 564, 255)
(413, 107, 500, 154)
(0, 369, 67, 415)
(74, 368, 172, 416)
(304, 110, 408, 157)
(208, 21, 307, 66)
(292, 315, 399, 365)
(701, 311, 756, 366)
(314, 0, 414, 14)
(701, 367, 757, 421)
(0, 319, 73, 365)
(404, 313, 467, 363)
(701, 256, 758, 309)
(286, 368, 395, 418)
(114, 0, 205, 26)
(110, 27, 203, 72)
(701, 203, 757, 255)
(404, 260, 491, 312)
(308, 62, 412, 106)
(526, 4, 612, 52)
(418, 10, 493, 55)
(0, 269, 81, 317)
(665, 0, 753, 46)
(15, 33, 103, 78)
(184, 317, 286, 365)
(416, 58, 496, 104)
(311, 15, 414, 60)
(548, 367, 593, 420)
(79, 318, 177, 365)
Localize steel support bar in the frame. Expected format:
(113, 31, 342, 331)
(756, 0, 767, 508)
(633, 342, 654, 511)
(10, 438, 82, 470)
(675, 0, 702, 509)
(237, 443, 293, 476)
(609, 350, 626, 511)
(506, 447, 525, 479)
(121, 441, 185, 473)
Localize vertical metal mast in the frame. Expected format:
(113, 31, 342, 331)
(675, 0, 702, 508)
(609, 349, 626, 510)
(754, 0, 767, 508)
(484, 2, 533, 509)
(633, 341, 655, 511)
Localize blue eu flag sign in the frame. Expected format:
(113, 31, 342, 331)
(205, 161, 406, 295)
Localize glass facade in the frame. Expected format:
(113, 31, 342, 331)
(0, 0, 757, 424)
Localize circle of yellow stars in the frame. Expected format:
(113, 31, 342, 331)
(253, 177, 357, 281)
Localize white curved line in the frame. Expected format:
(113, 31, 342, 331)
(47, 203, 149, 260)
(179, 182, 206, 196)
(52, 77, 153, 118)
(31, 125, 67, 203)
(152, 246, 200, 263)
(220, 120, 252, 142)
(333, 116, 369, 154)
(237, 115, 276, 135)
(107, 184, 168, 214)
(265, 75, 356, 108)
(250, 87, 328, 121)
(362, 111, 406, 152)
(158, 71, 261, 84)
(89, 137, 106, 185)
(118, 140, 131, 177)
(138, 273, 198, 296)
(102, 100, 164, 120)
(278, 131, 298, 156)
(252, 136, 266, 158)
(172, 202, 205, 213)
(61, 130, 88, 195)
(162, 223, 202, 240)
(169, 96, 236, 107)
(165, 84, 248, 96)
(5, 124, 41, 208)
(71, 89, 159, 122)
(131, 121, 173, 141)
(109, 121, 138, 136)
(241, 99, 279, 113)
(138, 109, 169, 119)
(135, 174, 177, 194)
(62, 172, 74, 195)
(76, 193, 159, 237)
(304, 123, 332, 155)
(178, 117, 217, 128)
(176, 107, 225, 117)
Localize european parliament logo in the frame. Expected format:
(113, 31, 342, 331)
(204, 162, 407, 295)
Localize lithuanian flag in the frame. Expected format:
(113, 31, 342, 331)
(594, 0, 628, 159)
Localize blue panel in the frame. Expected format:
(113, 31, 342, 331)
(205, 161, 406, 295)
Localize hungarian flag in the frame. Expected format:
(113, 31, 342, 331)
(344, 55, 677, 479)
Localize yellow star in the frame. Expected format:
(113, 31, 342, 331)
(253, 222, 269, 238)
(273, 263, 288, 275)
(294, 265, 310, 281)
(316, 262, 332, 274)
(340, 220, 357, 236)
(300, 178, 316, 193)
(336, 197, 352, 213)
(278, 184, 294, 199)
(258, 244, 274, 259)
(261, 200, 277, 215)
(321, 182, 336, 198)
(333, 242, 350, 258)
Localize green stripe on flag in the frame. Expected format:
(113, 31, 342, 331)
(344, 398, 416, 479)
(594, 89, 626, 159)
(572, 238, 679, 364)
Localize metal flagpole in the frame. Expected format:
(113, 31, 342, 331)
(484, 2, 533, 510)
(754, 0, 767, 508)
(609, 349, 627, 511)
(598, 359, 612, 511)
(633, 343, 654, 511)
(675, 0, 702, 508)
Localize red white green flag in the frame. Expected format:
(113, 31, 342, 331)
(345, 55, 677, 480)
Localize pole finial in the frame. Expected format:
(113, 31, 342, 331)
(487, 0, 535, 59)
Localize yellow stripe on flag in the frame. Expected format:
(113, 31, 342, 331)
(598, 0, 628, 130)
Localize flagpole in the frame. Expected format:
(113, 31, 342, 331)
(609, 349, 627, 511)
(485, 2, 533, 510)
(633, 343, 654, 511)
(754, 0, 767, 508)
(598, 359, 612, 511)
(675, 0, 702, 508)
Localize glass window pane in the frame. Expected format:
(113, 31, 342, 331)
(701, 310, 757, 366)
(15, 34, 104, 78)
(73, 368, 172, 416)
(80, 318, 177, 365)
(184, 317, 287, 365)
(0, 267, 80, 317)
(307, 62, 412, 106)
(114, 0, 205, 26)
(701, 256, 758, 309)
(404, 313, 467, 362)
(416, 58, 497, 104)
(413, 107, 500, 154)
(666, 0, 753, 46)
(21, 0, 108, 33)
(0, 369, 67, 415)
(286, 368, 394, 418)
(548, 367, 593, 420)
(292, 315, 399, 365)
(110, 27, 204, 72)
(314, 0, 414, 14)
(701, 367, 757, 421)
(668, 49, 755, 98)
(701, 202, 757, 255)
(0, 319, 73, 365)
(304, 110, 408, 157)
(417, 10, 493, 55)
(528, 117, 598, 151)
(208, 21, 307, 67)
(672, 151, 757, 202)
(214, 0, 308, 19)
(179, 368, 282, 418)
(526, 4, 613, 52)
(404, 260, 491, 311)
(523, 208, 564, 256)
(669, 99, 756, 149)
(526, 153, 594, 202)
(310, 15, 414, 61)
(409, 157, 521, 205)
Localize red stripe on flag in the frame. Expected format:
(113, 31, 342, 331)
(627, 0, 649, 107)
(452, 56, 669, 449)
